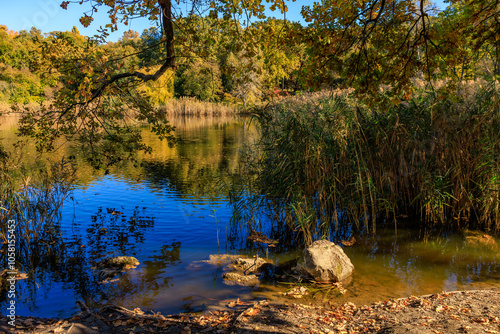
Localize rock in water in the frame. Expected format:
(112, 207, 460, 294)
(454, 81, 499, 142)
(222, 272, 259, 286)
(464, 230, 497, 250)
(233, 257, 270, 273)
(94, 256, 140, 279)
(96, 256, 140, 270)
(295, 240, 354, 282)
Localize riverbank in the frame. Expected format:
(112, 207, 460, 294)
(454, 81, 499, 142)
(2, 289, 499, 333)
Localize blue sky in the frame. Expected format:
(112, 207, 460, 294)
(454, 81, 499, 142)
(1, 0, 446, 42)
(0, 0, 312, 41)
(1, 0, 153, 41)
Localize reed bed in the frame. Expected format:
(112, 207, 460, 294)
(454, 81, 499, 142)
(233, 85, 500, 244)
(0, 101, 10, 114)
(0, 152, 74, 271)
(160, 97, 238, 117)
(166, 114, 241, 130)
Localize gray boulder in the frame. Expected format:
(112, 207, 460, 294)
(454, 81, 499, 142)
(295, 240, 354, 282)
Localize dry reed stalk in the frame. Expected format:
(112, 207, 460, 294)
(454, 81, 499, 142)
(160, 97, 237, 117)
(232, 85, 500, 244)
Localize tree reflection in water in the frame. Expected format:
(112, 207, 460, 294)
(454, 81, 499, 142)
(1, 205, 185, 313)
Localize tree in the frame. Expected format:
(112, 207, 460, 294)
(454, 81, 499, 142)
(0, 26, 53, 103)
(432, 1, 500, 82)
(299, 0, 500, 98)
(226, 49, 265, 108)
(19, 0, 178, 168)
(172, 15, 228, 101)
(16, 0, 500, 166)
(176, 58, 223, 101)
(18, 0, 291, 168)
(255, 19, 303, 93)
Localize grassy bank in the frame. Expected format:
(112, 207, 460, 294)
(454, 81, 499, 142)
(234, 85, 500, 243)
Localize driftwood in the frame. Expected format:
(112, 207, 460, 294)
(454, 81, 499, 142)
(248, 230, 278, 246)
(75, 300, 111, 332)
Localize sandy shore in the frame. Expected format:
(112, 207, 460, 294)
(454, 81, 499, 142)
(1, 289, 499, 333)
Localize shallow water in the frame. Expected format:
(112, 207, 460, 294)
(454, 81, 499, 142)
(1, 115, 499, 318)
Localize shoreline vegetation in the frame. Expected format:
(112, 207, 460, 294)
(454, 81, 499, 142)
(2, 83, 500, 251)
(231, 81, 500, 245)
(161, 97, 239, 117)
(0, 96, 240, 117)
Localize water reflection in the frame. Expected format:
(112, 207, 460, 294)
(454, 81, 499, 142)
(86, 206, 155, 261)
(324, 225, 500, 307)
(1, 115, 256, 317)
(137, 120, 250, 199)
(93, 241, 182, 311)
(0, 114, 498, 318)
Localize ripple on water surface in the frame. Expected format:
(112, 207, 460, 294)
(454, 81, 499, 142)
(1, 117, 499, 317)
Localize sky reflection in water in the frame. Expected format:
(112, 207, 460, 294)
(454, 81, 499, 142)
(0, 116, 498, 317)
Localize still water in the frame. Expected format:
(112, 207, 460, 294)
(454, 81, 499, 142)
(1, 115, 499, 318)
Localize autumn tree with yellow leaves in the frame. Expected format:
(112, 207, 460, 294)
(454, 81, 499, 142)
(12, 0, 500, 168)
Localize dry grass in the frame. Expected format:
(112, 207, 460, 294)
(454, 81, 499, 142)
(160, 97, 238, 117)
(0, 101, 11, 113)
(167, 114, 242, 130)
(268, 89, 354, 109)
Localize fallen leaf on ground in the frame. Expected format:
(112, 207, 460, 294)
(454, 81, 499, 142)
(245, 308, 260, 316)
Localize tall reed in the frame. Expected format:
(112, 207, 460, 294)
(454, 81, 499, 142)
(233, 85, 500, 244)
(160, 97, 238, 117)
(0, 151, 74, 271)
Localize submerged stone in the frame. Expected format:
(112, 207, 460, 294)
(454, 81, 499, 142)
(201, 254, 242, 266)
(94, 256, 140, 279)
(233, 257, 271, 273)
(192, 254, 274, 286)
(465, 230, 497, 250)
(295, 240, 354, 282)
(283, 286, 309, 298)
(192, 254, 272, 273)
(96, 256, 140, 270)
(222, 272, 259, 286)
(0, 269, 28, 289)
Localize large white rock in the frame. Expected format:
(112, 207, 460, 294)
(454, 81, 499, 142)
(295, 240, 354, 282)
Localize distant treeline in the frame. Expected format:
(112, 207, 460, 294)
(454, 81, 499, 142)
(0, 17, 304, 107)
(2, 8, 500, 109)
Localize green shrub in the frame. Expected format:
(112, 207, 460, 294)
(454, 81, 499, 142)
(0, 65, 45, 103)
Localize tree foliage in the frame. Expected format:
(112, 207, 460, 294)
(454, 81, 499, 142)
(0, 0, 499, 167)
(176, 58, 223, 101)
(226, 49, 265, 107)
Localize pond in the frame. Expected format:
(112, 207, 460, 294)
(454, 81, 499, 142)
(1, 114, 499, 318)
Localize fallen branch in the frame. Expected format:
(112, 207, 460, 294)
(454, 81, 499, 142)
(75, 300, 111, 331)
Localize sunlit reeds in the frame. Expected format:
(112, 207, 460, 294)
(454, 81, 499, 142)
(160, 97, 238, 117)
(234, 85, 500, 244)
(0, 153, 74, 271)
